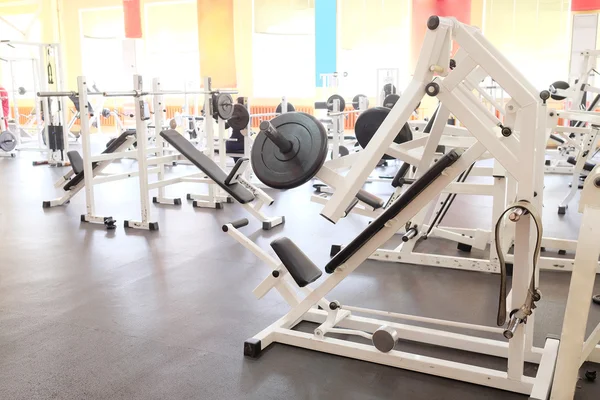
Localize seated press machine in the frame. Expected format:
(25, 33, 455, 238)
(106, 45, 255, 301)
(222, 16, 573, 398)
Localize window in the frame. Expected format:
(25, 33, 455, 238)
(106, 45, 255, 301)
(253, 0, 315, 98)
(482, 0, 571, 90)
(80, 7, 130, 91)
(0, 14, 42, 100)
(338, 0, 412, 97)
(144, 1, 200, 89)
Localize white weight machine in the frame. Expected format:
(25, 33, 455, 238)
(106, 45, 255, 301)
(225, 17, 568, 398)
(550, 165, 600, 399)
(0, 40, 69, 165)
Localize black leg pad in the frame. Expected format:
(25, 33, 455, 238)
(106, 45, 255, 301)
(457, 243, 472, 252)
(244, 338, 262, 358)
(271, 237, 322, 287)
(42, 201, 51, 208)
(558, 206, 566, 215)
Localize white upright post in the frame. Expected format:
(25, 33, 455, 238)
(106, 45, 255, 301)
(127, 74, 155, 230)
(55, 44, 69, 162)
(153, 77, 167, 202)
(78, 76, 96, 218)
(205, 76, 216, 203)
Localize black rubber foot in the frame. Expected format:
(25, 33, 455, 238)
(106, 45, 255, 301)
(149, 222, 159, 231)
(186, 193, 192, 200)
(174, 198, 182, 205)
(545, 159, 551, 166)
(558, 206, 567, 215)
(540, 247, 546, 252)
(558, 249, 567, 255)
(457, 243, 472, 252)
(216, 203, 223, 209)
(124, 220, 130, 228)
(42, 201, 51, 208)
(192, 201, 198, 208)
(330, 244, 342, 257)
(435, 145, 446, 154)
(80, 214, 86, 222)
(244, 338, 262, 358)
(585, 370, 597, 382)
(227, 197, 234, 204)
(506, 262, 513, 277)
(593, 295, 600, 305)
(152, 196, 158, 204)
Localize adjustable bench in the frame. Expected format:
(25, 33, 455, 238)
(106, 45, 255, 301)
(43, 129, 137, 209)
(160, 129, 284, 230)
(63, 130, 137, 191)
(160, 129, 254, 204)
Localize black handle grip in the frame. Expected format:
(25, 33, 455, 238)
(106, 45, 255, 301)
(222, 218, 249, 232)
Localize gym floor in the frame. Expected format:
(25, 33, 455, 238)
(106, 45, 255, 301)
(1, 138, 600, 400)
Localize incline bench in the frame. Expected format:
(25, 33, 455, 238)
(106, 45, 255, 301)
(63, 129, 136, 191)
(160, 129, 284, 230)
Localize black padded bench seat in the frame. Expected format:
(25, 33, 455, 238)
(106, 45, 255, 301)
(271, 237, 322, 287)
(325, 149, 463, 273)
(160, 129, 255, 204)
(63, 129, 136, 191)
(567, 156, 595, 172)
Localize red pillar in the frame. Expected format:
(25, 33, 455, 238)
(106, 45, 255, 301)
(411, 0, 471, 70)
(123, 0, 142, 39)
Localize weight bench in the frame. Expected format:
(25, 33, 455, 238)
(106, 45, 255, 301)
(43, 130, 137, 209)
(160, 129, 284, 230)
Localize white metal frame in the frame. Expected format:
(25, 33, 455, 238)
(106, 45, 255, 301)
(225, 17, 567, 398)
(550, 165, 600, 399)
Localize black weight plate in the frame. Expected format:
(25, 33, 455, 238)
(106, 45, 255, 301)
(0, 130, 17, 152)
(354, 107, 413, 160)
(352, 94, 369, 110)
(276, 102, 296, 114)
(383, 94, 400, 108)
(327, 94, 346, 112)
(251, 112, 328, 189)
(227, 104, 250, 130)
(213, 93, 234, 120)
(383, 83, 397, 96)
(550, 80, 570, 101)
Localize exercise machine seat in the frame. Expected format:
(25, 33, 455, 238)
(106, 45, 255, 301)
(67, 151, 84, 175)
(160, 129, 255, 204)
(325, 149, 463, 273)
(567, 156, 595, 172)
(63, 130, 136, 191)
(271, 237, 322, 287)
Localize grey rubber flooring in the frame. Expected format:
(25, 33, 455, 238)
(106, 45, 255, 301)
(0, 139, 599, 399)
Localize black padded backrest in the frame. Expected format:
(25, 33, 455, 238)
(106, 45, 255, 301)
(67, 151, 84, 175)
(160, 129, 255, 204)
(325, 149, 463, 273)
(63, 130, 135, 191)
(271, 237, 322, 287)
